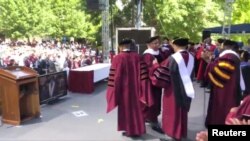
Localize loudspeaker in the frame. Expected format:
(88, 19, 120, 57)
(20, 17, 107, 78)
(202, 31, 211, 42)
(86, 0, 99, 10)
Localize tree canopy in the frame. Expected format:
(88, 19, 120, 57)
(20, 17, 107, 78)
(0, 0, 100, 40)
(0, 0, 249, 43)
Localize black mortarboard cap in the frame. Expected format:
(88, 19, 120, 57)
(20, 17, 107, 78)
(223, 40, 235, 47)
(119, 38, 132, 46)
(173, 38, 189, 46)
(223, 40, 240, 51)
(217, 38, 225, 44)
(146, 36, 160, 44)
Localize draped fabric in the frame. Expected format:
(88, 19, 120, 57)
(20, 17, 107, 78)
(141, 52, 163, 122)
(106, 51, 146, 136)
(151, 51, 193, 140)
(205, 52, 242, 126)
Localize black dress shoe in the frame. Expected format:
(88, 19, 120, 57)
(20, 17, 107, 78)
(152, 125, 165, 134)
(122, 132, 140, 138)
(122, 132, 128, 136)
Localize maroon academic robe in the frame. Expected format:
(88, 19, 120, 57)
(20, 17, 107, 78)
(205, 50, 242, 126)
(225, 95, 250, 124)
(106, 51, 153, 136)
(196, 44, 216, 81)
(196, 46, 207, 81)
(141, 51, 163, 122)
(151, 51, 193, 140)
(235, 95, 250, 119)
(160, 45, 174, 60)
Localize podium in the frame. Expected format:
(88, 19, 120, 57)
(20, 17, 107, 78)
(0, 66, 40, 125)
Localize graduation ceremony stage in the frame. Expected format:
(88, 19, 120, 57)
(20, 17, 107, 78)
(0, 81, 209, 141)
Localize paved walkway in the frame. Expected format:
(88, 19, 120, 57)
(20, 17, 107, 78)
(0, 81, 208, 141)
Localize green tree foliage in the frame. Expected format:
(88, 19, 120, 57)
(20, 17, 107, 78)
(49, 0, 100, 39)
(0, 0, 54, 39)
(231, 0, 250, 43)
(111, 0, 137, 27)
(233, 0, 250, 24)
(0, 0, 100, 40)
(0, 0, 249, 43)
(143, 0, 224, 42)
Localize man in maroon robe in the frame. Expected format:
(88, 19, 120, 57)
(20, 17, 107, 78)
(106, 38, 153, 137)
(205, 40, 245, 126)
(150, 38, 195, 140)
(141, 36, 165, 133)
(196, 37, 216, 87)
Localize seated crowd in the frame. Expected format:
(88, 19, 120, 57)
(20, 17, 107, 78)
(0, 40, 103, 75)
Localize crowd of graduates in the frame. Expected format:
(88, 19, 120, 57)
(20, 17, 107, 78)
(106, 36, 250, 141)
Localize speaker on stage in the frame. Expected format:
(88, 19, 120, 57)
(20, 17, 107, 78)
(202, 30, 211, 42)
(86, 0, 99, 11)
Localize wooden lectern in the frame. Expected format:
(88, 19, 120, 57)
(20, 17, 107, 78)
(0, 66, 40, 125)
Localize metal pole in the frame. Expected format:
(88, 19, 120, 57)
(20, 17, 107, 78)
(222, 0, 234, 39)
(110, 0, 114, 52)
(101, 0, 110, 62)
(135, 0, 142, 29)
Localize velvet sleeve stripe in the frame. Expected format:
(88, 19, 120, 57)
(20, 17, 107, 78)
(160, 66, 169, 71)
(109, 73, 115, 76)
(211, 71, 227, 84)
(108, 83, 114, 87)
(140, 69, 147, 75)
(218, 61, 235, 70)
(154, 68, 170, 82)
(141, 74, 149, 80)
(108, 76, 115, 80)
(108, 79, 114, 83)
(140, 69, 149, 80)
(140, 63, 147, 67)
(140, 61, 149, 80)
(217, 66, 233, 74)
(218, 58, 235, 64)
(153, 73, 170, 82)
(140, 62, 147, 70)
(108, 80, 114, 87)
(156, 67, 170, 76)
(208, 72, 224, 88)
(213, 66, 231, 80)
(109, 72, 115, 75)
(107, 68, 115, 87)
(140, 66, 147, 70)
(109, 68, 115, 75)
(109, 69, 115, 72)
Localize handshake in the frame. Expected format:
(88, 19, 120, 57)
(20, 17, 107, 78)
(201, 50, 214, 63)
